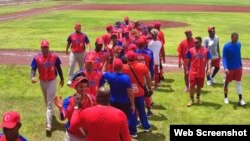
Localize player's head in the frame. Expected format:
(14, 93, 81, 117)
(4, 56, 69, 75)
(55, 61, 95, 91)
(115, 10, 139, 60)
(184, 30, 193, 40)
(75, 23, 81, 33)
(0, 111, 22, 141)
(126, 50, 136, 62)
(124, 16, 129, 24)
(194, 37, 202, 48)
(40, 40, 49, 56)
(111, 33, 118, 43)
(128, 44, 137, 52)
(208, 26, 215, 37)
(85, 55, 95, 72)
(151, 29, 158, 39)
(154, 21, 161, 30)
(231, 32, 239, 43)
(106, 25, 113, 33)
(71, 74, 88, 94)
(136, 37, 145, 48)
(95, 37, 104, 52)
(113, 58, 123, 72)
(96, 87, 110, 106)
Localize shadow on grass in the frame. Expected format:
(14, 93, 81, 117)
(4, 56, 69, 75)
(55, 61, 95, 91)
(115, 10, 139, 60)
(212, 83, 224, 88)
(194, 101, 222, 109)
(51, 116, 66, 132)
(137, 131, 166, 141)
(149, 113, 168, 121)
(161, 78, 175, 83)
(157, 85, 175, 93)
(201, 89, 211, 94)
(152, 105, 166, 110)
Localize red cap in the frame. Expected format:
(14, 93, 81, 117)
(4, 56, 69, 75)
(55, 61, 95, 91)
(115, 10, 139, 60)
(0, 111, 20, 129)
(124, 16, 129, 21)
(128, 44, 137, 51)
(95, 37, 104, 45)
(106, 25, 113, 31)
(113, 58, 123, 70)
(70, 75, 88, 89)
(147, 23, 154, 28)
(137, 37, 145, 45)
(126, 50, 136, 61)
(75, 23, 81, 30)
(40, 40, 49, 48)
(85, 55, 95, 63)
(208, 26, 215, 32)
(184, 29, 192, 34)
(154, 22, 161, 28)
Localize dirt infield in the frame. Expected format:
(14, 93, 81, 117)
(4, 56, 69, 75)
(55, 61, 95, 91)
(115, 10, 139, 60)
(1, 4, 250, 22)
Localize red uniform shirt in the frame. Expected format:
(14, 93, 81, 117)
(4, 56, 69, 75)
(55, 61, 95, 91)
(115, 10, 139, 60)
(32, 52, 61, 81)
(187, 47, 211, 78)
(121, 38, 133, 53)
(63, 94, 96, 138)
(70, 105, 131, 141)
(67, 32, 89, 53)
(85, 51, 108, 71)
(123, 61, 149, 97)
(102, 33, 111, 47)
(85, 71, 103, 96)
(177, 38, 194, 63)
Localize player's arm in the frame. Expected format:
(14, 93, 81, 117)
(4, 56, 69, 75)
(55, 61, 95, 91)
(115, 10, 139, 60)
(55, 57, 64, 87)
(66, 36, 71, 55)
(217, 39, 221, 58)
(222, 45, 229, 74)
(85, 36, 90, 52)
(30, 58, 37, 83)
(186, 50, 191, 74)
(206, 51, 212, 75)
(145, 67, 153, 94)
(149, 54, 154, 78)
(177, 43, 183, 68)
(126, 76, 135, 114)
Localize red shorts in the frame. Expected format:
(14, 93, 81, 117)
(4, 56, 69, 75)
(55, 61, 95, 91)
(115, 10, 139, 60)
(189, 77, 205, 88)
(225, 68, 242, 83)
(211, 58, 220, 68)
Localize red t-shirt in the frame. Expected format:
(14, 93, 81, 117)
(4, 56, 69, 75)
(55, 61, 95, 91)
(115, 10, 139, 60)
(85, 71, 103, 96)
(85, 51, 108, 71)
(67, 32, 89, 53)
(177, 38, 194, 63)
(122, 61, 149, 97)
(70, 105, 131, 141)
(187, 47, 211, 78)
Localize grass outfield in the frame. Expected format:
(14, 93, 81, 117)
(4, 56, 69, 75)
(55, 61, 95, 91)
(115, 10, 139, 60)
(0, 11, 250, 58)
(0, 65, 250, 141)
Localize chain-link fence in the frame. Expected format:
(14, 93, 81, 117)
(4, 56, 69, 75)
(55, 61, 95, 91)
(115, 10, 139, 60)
(0, 0, 42, 6)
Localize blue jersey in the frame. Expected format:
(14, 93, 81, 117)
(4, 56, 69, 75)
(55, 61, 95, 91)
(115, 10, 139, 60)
(223, 41, 242, 70)
(103, 72, 131, 104)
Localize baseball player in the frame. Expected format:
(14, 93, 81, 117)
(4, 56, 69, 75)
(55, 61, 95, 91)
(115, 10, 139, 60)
(54, 74, 96, 141)
(177, 30, 194, 92)
(70, 87, 132, 141)
(203, 26, 221, 86)
(223, 32, 246, 106)
(30, 40, 64, 133)
(186, 37, 211, 107)
(66, 23, 90, 85)
(0, 111, 27, 141)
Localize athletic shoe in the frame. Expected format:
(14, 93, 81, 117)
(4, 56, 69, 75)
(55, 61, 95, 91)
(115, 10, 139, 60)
(144, 128, 151, 132)
(207, 80, 212, 86)
(45, 124, 52, 137)
(224, 97, 229, 104)
(131, 134, 138, 138)
(147, 110, 153, 117)
(210, 77, 216, 83)
(67, 80, 72, 86)
(136, 121, 141, 128)
(187, 101, 194, 107)
(238, 100, 246, 106)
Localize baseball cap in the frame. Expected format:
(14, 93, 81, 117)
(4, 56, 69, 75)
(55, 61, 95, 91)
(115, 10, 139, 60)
(40, 40, 49, 48)
(126, 50, 136, 61)
(0, 111, 20, 129)
(106, 25, 113, 31)
(70, 75, 88, 89)
(208, 26, 215, 32)
(184, 29, 192, 34)
(95, 37, 104, 45)
(75, 23, 81, 30)
(137, 37, 145, 45)
(124, 16, 129, 21)
(85, 55, 95, 63)
(113, 58, 123, 70)
(128, 44, 137, 51)
(154, 22, 161, 28)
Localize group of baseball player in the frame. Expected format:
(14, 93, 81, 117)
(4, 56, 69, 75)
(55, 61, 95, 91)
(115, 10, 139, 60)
(0, 15, 246, 140)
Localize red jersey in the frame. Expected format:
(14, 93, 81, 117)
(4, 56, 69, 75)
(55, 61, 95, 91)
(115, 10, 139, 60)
(85, 51, 108, 71)
(71, 105, 131, 141)
(121, 38, 133, 53)
(177, 38, 194, 62)
(123, 61, 149, 97)
(157, 30, 165, 45)
(63, 94, 96, 138)
(67, 32, 89, 53)
(85, 71, 103, 96)
(33, 52, 60, 81)
(187, 47, 211, 78)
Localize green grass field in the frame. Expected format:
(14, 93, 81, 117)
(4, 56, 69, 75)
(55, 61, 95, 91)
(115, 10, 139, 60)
(0, 10, 250, 58)
(0, 65, 250, 141)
